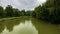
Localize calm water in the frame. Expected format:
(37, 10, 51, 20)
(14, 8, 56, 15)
(0, 17, 60, 34)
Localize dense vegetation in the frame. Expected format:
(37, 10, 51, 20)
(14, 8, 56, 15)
(0, 5, 32, 18)
(32, 0, 60, 24)
(0, 0, 60, 24)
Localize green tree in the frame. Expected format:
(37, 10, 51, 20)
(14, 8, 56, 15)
(5, 5, 14, 17)
(20, 10, 26, 16)
(34, 5, 42, 19)
(0, 6, 6, 18)
(14, 9, 20, 17)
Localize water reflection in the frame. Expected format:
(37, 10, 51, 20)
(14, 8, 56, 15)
(1, 20, 38, 34)
(0, 23, 4, 33)
(0, 17, 60, 34)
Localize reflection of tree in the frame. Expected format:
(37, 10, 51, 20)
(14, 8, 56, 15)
(31, 19, 40, 34)
(0, 22, 4, 33)
(5, 17, 30, 32)
(0, 18, 21, 33)
(0, 16, 31, 33)
(5, 19, 21, 32)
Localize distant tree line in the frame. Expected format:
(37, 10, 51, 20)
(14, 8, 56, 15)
(32, 0, 60, 24)
(0, 5, 32, 18)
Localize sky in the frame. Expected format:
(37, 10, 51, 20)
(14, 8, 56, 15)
(0, 0, 46, 11)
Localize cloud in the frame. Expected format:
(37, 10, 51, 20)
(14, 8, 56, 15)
(0, 0, 46, 10)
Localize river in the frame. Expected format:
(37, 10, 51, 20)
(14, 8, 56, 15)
(0, 16, 60, 34)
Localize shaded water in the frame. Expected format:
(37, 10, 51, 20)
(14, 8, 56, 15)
(0, 16, 60, 34)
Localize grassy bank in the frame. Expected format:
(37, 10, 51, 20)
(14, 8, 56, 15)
(0, 17, 20, 21)
(0, 16, 31, 21)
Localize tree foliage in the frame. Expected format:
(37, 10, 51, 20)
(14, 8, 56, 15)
(32, 0, 60, 24)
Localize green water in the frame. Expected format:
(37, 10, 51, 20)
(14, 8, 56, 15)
(0, 16, 60, 34)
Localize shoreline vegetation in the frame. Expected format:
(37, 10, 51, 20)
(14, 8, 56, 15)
(0, 0, 60, 24)
(0, 16, 30, 22)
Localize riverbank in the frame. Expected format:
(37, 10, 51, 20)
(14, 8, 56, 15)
(0, 17, 20, 21)
(0, 16, 60, 25)
(0, 16, 31, 21)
